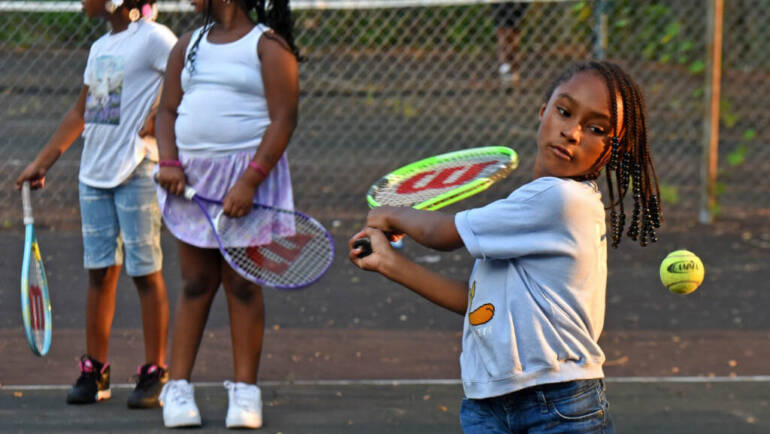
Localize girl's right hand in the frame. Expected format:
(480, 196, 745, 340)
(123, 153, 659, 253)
(16, 162, 47, 190)
(349, 227, 397, 273)
(157, 166, 186, 196)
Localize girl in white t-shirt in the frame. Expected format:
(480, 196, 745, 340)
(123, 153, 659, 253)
(349, 61, 663, 433)
(154, 0, 299, 429)
(15, 0, 176, 409)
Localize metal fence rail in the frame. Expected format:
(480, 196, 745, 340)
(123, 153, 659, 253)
(0, 0, 767, 230)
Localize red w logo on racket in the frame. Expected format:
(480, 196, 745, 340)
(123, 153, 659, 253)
(396, 161, 497, 194)
(244, 234, 313, 276)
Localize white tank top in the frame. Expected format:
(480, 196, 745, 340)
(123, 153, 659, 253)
(175, 24, 271, 156)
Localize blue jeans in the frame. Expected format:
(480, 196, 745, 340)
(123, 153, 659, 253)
(79, 159, 162, 276)
(460, 379, 614, 434)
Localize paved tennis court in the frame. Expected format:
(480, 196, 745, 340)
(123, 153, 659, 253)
(1, 380, 768, 433)
(0, 214, 768, 432)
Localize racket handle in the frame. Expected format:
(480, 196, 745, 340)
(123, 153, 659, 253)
(183, 186, 197, 201)
(152, 172, 197, 201)
(21, 181, 33, 224)
(352, 238, 372, 258)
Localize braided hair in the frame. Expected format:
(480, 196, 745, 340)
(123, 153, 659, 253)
(186, 0, 299, 73)
(544, 61, 662, 248)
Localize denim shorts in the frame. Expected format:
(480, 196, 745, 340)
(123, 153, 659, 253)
(79, 159, 162, 277)
(460, 379, 614, 434)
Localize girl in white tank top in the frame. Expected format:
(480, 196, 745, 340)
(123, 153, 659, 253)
(154, 0, 300, 429)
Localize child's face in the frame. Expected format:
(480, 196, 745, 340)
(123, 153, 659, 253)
(534, 71, 623, 179)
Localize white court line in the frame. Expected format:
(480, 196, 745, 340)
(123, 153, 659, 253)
(3, 376, 770, 391)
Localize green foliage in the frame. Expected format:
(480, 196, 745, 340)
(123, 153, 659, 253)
(658, 184, 680, 205)
(727, 145, 747, 167)
(297, 6, 495, 51)
(742, 129, 757, 141)
(688, 60, 705, 74)
(0, 12, 103, 48)
(719, 99, 739, 128)
(596, 1, 703, 70)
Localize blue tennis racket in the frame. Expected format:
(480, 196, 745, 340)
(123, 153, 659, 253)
(20, 181, 53, 356)
(162, 183, 334, 290)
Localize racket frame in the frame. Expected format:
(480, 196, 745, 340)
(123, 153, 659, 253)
(365, 146, 518, 211)
(20, 182, 53, 357)
(356, 146, 518, 257)
(182, 186, 334, 290)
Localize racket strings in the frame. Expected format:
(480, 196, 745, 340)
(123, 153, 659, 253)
(26, 244, 49, 352)
(372, 152, 516, 208)
(216, 209, 333, 288)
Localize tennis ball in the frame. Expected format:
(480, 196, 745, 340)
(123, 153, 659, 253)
(659, 250, 705, 295)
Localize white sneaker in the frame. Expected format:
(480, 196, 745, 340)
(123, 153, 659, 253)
(159, 379, 201, 428)
(224, 381, 263, 429)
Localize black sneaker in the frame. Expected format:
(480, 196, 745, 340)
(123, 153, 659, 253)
(127, 363, 168, 409)
(66, 355, 111, 404)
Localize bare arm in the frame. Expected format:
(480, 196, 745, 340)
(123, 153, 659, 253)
(15, 85, 88, 189)
(155, 32, 192, 196)
(349, 228, 468, 315)
(224, 31, 299, 217)
(366, 206, 465, 251)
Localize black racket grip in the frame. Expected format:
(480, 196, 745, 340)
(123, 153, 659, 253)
(353, 238, 372, 258)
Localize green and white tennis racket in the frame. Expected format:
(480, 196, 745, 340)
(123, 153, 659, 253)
(355, 146, 518, 256)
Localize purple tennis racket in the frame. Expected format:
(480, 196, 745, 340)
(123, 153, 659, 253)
(170, 185, 334, 289)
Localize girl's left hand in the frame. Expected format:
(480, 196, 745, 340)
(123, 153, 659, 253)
(222, 178, 257, 218)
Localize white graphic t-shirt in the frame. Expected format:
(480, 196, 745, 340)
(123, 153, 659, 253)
(80, 20, 176, 188)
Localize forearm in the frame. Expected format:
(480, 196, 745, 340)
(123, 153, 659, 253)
(253, 115, 295, 169)
(241, 115, 296, 187)
(387, 208, 464, 251)
(380, 252, 468, 315)
(36, 109, 84, 168)
(155, 107, 178, 161)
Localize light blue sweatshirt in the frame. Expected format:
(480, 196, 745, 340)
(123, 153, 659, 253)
(454, 177, 607, 399)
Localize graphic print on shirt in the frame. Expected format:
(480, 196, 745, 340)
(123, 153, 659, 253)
(467, 280, 494, 326)
(85, 55, 125, 125)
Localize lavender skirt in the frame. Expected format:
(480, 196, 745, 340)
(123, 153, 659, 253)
(156, 150, 294, 248)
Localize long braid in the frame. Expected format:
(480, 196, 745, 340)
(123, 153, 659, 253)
(185, 0, 214, 74)
(544, 61, 662, 247)
(255, 0, 301, 60)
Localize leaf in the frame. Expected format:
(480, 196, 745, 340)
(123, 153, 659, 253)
(742, 129, 757, 141)
(715, 181, 727, 196)
(727, 145, 748, 167)
(659, 184, 680, 205)
(689, 60, 705, 74)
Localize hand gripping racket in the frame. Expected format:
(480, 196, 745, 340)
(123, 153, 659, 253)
(20, 181, 53, 356)
(165, 184, 334, 289)
(354, 146, 518, 256)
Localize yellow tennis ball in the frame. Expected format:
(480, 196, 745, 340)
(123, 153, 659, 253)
(659, 250, 705, 295)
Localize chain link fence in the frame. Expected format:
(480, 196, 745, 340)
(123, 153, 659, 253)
(0, 0, 768, 232)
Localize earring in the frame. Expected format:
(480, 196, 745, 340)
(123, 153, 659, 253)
(128, 8, 140, 21)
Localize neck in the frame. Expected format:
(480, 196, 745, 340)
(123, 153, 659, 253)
(106, 9, 131, 33)
(213, 5, 252, 30)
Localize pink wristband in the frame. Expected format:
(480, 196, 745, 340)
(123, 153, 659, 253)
(159, 159, 182, 168)
(248, 161, 269, 178)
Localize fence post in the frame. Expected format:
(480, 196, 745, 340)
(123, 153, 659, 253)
(593, 0, 608, 59)
(699, 0, 724, 224)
